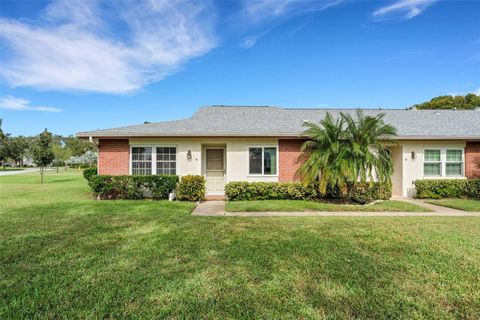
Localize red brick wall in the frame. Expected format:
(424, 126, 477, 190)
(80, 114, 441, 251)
(98, 139, 130, 175)
(465, 141, 480, 179)
(279, 139, 305, 182)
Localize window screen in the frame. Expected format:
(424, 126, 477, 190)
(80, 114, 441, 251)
(446, 150, 462, 176)
(424, 149, 441, 176)
(156, 147, 176, 175)
(132, 147, 152, 175)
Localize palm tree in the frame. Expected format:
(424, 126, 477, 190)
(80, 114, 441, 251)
(296, 113, 349, 195)
(297, 110, 397, 197)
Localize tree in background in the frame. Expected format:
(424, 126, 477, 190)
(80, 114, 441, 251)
(6, 136, 30, 166)
(52, 142, 72, 172)
(0, 119, 9, 168)
(0, 121, 96, 170)
(297, 110, 397, 198)
(412, 93, 480, 110)
(32, 129, 55, 184)
(64, 136, 95, 157)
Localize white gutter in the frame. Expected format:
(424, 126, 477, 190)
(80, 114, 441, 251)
(77, 132, 480, 140)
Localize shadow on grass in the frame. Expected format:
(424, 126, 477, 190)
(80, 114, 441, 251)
(44, 177, 81, 183)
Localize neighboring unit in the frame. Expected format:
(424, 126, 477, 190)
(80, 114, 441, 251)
(77, 106, 480, 197)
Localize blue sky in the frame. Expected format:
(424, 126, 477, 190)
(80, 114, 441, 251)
(1, 0, 479, 136)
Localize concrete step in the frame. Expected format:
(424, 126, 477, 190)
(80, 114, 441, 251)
(205, 195, 226, 201)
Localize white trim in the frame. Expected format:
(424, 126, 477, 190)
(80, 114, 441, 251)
(78, 132, 480, 140)
(130, 144, 178, 175)
(247, 145, 279, 177)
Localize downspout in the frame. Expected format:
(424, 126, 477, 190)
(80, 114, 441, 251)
(88, 136, 99, 148)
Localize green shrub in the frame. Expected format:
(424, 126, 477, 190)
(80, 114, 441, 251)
(88, 175, 116, 199)
(134, 175, 179, 200)
(176, 175, 206, 201)
(87, 175, 178, 200)
(114, 176, 144, 199)
(88, 175, 141, 200)
(350, 182, 392, 204)
(225, 182, 318, 201)
(83, 167, 97, 181)
(415, 179, 480, 199)
(225, 181, 390, 203)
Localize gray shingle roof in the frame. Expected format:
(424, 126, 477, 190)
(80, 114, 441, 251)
(77, 106, 480, 139)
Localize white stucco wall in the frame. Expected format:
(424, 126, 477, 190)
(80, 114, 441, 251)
(399, 141, 466, 197)
(129, 138, 279, 184)
(224, 139, 278, 183)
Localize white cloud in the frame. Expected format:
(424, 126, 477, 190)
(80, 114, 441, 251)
(373, 0, 437, 21)
(0, 0, 216, 94)
(0, 96, 61, 112)
(237, 0, 343, 48)
(242, 0, 344, 24)
(242, 30, 270, 49)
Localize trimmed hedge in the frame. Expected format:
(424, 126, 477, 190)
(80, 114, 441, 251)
(83, 167, 97, 181)
(135, 175, 179, 199)
(176, 175, 206, 202)
(88, 175, 178, 200)
(415, 179, 480, 199)
(225, 181, 391, 203)
(225, 182, 319, 201)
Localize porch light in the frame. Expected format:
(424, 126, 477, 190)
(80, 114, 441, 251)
(411, 151, 416, 160)
(187, 150, 192, 160)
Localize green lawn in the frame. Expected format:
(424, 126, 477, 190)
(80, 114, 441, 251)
(1, 172, 480, 319)
(426, 199, 480, 212)
(226, 199, 431, 212)
(0, 167, 25, 171)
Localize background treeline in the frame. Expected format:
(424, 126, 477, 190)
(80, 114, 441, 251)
(0, 119, 96, 170)
(411, 93, 480, 110)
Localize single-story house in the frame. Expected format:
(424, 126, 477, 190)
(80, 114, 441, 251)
(77, 106, 480, 198)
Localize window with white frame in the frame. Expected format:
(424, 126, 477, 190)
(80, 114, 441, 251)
(156, 147, 176, 175)
(131, 146, 177, 175)
(446, 149, 463, 176)
(249, 146, 277, 175)
(132, 147, 152, 175)
(423, 148, 464, 177)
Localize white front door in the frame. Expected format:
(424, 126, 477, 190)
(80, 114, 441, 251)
(206, 148, 225, 195)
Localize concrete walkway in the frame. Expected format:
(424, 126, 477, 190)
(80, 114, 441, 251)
(399, 198, 469, 214)
(191, 199, 480, 217)
(192, 201, 226, 216)
(0, 168, 37, 176)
